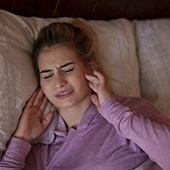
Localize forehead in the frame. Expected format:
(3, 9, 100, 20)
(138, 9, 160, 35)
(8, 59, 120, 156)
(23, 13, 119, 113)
(38, 45, 81, 67)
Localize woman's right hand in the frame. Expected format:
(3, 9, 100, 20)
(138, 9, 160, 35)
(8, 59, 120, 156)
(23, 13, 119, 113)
(13, 88, 54, 143)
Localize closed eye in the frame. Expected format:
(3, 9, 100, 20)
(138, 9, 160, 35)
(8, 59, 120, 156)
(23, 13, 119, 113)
(62, 68, 75, 73)
(44, 74, 53, 79)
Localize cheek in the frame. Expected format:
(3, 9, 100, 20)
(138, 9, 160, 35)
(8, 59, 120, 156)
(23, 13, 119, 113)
(77, 74, 90, 89)
(74, 71, 87, 83)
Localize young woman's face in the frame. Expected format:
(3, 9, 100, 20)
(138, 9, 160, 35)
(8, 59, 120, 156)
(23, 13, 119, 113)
(38, 45, 93, 110)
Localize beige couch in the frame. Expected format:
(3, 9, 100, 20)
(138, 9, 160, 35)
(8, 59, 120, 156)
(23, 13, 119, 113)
(0, 10, 170, 169)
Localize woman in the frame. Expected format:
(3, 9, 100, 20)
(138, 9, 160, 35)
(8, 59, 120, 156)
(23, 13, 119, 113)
(0, 22, 170, 170)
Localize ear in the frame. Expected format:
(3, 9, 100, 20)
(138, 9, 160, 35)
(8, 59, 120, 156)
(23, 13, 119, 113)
(88, 60, 97, 72)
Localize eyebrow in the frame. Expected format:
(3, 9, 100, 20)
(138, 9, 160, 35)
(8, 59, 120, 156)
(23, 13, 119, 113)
(59, 62, 75, 69)
(40, 62, 75, 74)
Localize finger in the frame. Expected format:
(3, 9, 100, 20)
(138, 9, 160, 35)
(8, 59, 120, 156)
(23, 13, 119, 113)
(88, 82, 98, 93)
(38, 96, 48, 114)
(33, 89, 45, 107)
(85, 73, 99, 86)
(32, 95, 48, 119)
(93, 71, 105, 84)
(91, 94, 100, 111)
(26, 90, 39, 108)
(41, 112, 54, 129)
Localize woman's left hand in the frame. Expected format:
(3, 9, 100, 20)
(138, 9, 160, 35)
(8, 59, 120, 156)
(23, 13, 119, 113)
(85, 71, 113, 112)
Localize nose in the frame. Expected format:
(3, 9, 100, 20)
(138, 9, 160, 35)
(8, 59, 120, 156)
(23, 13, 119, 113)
(54, 74, 67, 88)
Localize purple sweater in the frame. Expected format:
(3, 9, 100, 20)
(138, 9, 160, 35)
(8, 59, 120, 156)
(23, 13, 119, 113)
(0, 95, 170, 170)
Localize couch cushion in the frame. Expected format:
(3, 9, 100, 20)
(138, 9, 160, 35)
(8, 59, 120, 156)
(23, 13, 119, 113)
(135, 19, 170, 118)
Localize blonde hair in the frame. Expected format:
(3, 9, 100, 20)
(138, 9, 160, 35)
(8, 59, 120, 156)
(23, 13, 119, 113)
(32, 21, 103, 80)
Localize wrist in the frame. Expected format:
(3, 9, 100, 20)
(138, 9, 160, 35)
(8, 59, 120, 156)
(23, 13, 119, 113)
(13, 132, 32, 143)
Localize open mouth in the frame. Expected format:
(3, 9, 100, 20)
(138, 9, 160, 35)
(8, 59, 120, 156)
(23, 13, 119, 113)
(55, 90, 73, 99)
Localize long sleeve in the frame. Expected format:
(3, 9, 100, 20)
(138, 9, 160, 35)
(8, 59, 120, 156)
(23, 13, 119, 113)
(101, 96, 170, 170)
(0, 137, 32, 170)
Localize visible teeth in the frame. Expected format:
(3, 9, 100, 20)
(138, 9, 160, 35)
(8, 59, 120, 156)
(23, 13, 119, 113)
(59, 90, 71, 96)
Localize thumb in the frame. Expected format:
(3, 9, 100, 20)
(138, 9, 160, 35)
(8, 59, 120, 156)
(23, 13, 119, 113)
(42, 111, 54, 129)
(91, 94, 100, 112)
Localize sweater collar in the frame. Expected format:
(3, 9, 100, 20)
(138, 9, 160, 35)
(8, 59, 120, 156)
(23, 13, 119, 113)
(32, 102, 99, 144)
(76, 102, 99, 130)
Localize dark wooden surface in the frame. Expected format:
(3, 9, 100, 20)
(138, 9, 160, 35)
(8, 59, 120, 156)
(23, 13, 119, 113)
(0, 0, 170, 20)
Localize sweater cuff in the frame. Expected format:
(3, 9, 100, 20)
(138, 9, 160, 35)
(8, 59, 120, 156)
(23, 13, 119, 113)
(4, 137, 31, 162)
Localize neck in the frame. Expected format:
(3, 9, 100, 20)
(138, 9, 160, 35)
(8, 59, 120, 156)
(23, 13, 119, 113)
(58, 97, 92, 129)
